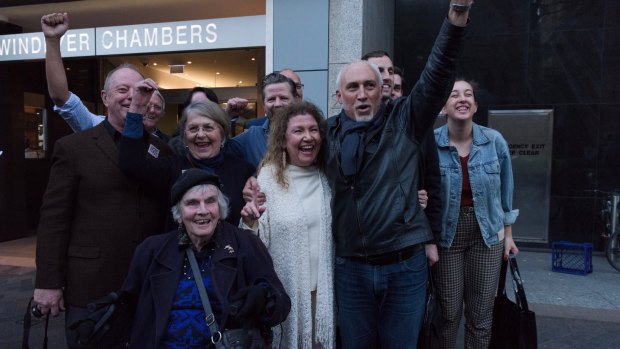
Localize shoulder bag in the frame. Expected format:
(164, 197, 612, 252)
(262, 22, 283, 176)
(417, 266, 446, 349)
(490, 253, 538, 349)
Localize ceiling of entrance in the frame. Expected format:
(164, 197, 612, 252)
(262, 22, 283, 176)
(0, 0, 266, 89)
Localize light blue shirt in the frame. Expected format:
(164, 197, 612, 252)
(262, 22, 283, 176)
(53, 92, 104, 132)
(434, 122, 519, 248)
(226, 118, 269, 168)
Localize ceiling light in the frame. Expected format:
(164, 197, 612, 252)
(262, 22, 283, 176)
(251, 58, 255, 61)
(187, 61, 192, 64)
(238, 81, 243, 84)
(152, 62, 158, 66)
(216, 72, 220, 75)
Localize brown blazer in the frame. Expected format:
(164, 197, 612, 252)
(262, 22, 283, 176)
(35, 123, 173, 306)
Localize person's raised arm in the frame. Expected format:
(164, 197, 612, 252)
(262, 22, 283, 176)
(225, 97, 251, 117)
(119, 79, 171, 190)
(42, 13, 104, 132)
(41, 13, 70, 107)
(448, 0, 472, 27)
(406, 0, 472, 141)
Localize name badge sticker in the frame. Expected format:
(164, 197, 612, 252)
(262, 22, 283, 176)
(147, 144, 160, 158)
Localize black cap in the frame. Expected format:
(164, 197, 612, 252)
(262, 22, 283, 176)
(170, 169, 221, 205)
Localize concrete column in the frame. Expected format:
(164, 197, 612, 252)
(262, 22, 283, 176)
(328, 0, 394, 117)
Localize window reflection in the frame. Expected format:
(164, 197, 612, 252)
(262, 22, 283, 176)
(24, 106, 47, 159)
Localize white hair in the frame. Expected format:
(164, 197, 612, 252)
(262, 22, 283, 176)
(170, 184, 230, 222)
(335, 60, 382, 91)
(152, 90, 165, 110)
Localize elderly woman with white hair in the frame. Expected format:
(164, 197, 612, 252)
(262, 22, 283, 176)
(121, 169, 290, 348)
(119, 100, 255, 229)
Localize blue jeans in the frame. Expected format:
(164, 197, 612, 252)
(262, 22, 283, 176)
(335, 248, 427, 349)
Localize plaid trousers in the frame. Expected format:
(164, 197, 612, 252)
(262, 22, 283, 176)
(434, 206, 503, 349)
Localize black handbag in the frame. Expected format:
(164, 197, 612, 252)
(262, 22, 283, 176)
(417, 266, 446, 349)
(215, 328, 265, 349)
(68, 291, 135, 348)
(490, 254, 538, 349)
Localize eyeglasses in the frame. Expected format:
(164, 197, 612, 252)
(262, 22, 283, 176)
(147, 104, 163, 112)
(186, 125, 215, 134)
(295, 84, 304, 90)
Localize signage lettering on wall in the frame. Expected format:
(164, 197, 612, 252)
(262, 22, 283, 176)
(0, 15, 265, 61)
(509, 143, 546, 156)
(0, 29, 95, 60)
(99, 23, 217, 51)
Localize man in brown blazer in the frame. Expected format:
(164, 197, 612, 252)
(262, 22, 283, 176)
(32, 63, 171, 348)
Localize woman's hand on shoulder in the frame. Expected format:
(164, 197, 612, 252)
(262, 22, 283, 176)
(418, 189, 428, 209)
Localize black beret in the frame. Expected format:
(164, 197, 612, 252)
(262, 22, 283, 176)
(170, 168, 221, 205)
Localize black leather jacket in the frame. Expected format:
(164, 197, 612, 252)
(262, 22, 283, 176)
(325, 19, 466, 257)
(420, 127, 442, 244)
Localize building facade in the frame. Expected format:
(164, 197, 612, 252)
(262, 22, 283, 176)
(0, 0, 618, 250)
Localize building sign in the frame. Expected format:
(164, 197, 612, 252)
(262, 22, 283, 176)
(0, 29, 95, 61)
(508, 143, 547, 156)
(0, 15, 265, 61)
(96, 16, 265, 55)
(489, 109, 554, 243)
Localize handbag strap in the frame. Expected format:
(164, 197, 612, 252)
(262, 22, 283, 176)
(22, 297, 49, 349)
(497, 257, 508, 295)
(508, 254, 530, 311)
(427, 264, 435, 292)
(186, 247, 223, 343)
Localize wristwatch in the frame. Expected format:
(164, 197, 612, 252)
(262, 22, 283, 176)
(450, 2, 473, 13)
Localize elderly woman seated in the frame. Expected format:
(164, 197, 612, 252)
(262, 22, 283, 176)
(121, 168, 291, 348)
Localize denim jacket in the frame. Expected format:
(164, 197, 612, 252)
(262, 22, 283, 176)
(434, 123, 519, 248)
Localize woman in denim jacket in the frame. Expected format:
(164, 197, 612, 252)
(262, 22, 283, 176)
(433, 79, 519, 348)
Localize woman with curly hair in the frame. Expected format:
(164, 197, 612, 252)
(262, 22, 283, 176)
(241, 101, 335, 348)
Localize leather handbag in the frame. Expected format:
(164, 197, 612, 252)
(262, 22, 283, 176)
(417, 266, 446, 349)
(490, 254, 538, 349)
(215, 328, 265, 349)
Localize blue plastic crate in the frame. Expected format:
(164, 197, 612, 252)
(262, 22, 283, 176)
(552, 241, 593, 275)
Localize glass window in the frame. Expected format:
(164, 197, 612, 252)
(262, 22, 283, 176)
(24, 105, 47, 159)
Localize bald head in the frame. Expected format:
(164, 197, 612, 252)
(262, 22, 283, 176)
(336, 61, 382, 91)
(279, 69, 303, 100)
(335, 61, 383, 122)
(101, 66, 144, 132)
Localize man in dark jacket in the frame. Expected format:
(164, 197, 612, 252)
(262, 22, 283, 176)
(33, 64, 172, 348)
(362, 51, 443, 264)
(325, 3, 471, 348)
